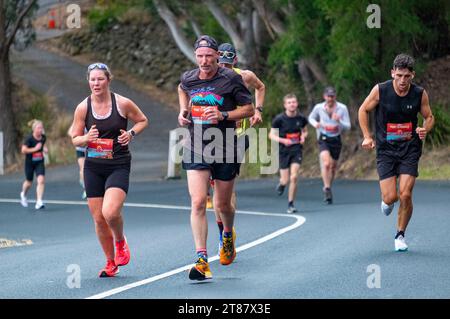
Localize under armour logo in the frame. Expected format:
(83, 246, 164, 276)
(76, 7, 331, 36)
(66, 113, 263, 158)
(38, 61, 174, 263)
(406, 105, 413, 109)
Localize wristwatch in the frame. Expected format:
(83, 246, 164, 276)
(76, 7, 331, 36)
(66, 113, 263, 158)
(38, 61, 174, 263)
(256, 106, 263, 113)
(128, 129, 136, 138)
(221, 111, 229, 121)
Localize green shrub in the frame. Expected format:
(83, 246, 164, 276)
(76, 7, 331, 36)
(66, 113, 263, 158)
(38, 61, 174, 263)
(421, 104, 450, 149)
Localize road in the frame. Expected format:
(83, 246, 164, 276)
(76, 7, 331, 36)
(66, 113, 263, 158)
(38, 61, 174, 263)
(1, 175, 449, 299)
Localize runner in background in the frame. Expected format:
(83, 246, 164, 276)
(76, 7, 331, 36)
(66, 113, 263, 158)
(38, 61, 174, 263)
(308, 87, 351, 204)
(269, 94, 308, 213)
(20, 119, 48, 210)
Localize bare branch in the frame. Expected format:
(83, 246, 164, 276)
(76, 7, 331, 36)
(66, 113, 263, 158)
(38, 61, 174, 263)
(153, 0, 195, 64)
(203, 0, 242, 47)
(5, 0, 37, 52)
(252, 0, 286, 38)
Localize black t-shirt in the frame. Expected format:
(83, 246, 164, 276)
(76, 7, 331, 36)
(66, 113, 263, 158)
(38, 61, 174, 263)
(23, 134, 46, 163)
(375, 80, 424, 155)
(272, 112, 308, 153)
(180, 67, 252, 161)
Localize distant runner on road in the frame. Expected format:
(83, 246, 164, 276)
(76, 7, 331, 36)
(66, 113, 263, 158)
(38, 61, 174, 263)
(20, 119, 48, 210)
(308, 86, 351, 204)
(269, 94, 308, 214)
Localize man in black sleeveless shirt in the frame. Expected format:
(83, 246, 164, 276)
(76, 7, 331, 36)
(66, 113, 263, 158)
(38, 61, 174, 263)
(358, 53, 434, 252)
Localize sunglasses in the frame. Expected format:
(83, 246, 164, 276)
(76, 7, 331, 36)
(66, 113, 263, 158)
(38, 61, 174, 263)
(87, 63, 109, 71)
(218, 51, 236, 59)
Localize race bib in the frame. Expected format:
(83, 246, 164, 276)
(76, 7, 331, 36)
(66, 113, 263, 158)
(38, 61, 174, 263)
(324, 124, 339, 134)
(87, 138, 113, 159)
(32, 152, 43, 162)
(387, 122, 412, 142)
(191, 105, 218, 125)
(286, 132, 301, 144)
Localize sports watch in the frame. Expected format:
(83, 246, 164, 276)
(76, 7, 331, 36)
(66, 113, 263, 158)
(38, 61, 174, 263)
(256, 106, 263, 113)
(221, 111, 229, 121)
(128, 129, 136, 138)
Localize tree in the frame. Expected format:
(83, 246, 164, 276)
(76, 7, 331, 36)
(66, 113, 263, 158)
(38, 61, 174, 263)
(0, 0, 37, 166)
(151, 0, 266, 69)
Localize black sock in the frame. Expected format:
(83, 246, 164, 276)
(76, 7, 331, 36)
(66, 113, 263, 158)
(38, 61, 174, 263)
(288, 201, 294, 207)
(395, 230, 405, 239)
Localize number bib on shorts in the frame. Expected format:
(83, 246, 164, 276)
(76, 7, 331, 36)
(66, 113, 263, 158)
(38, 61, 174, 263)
(32, 152, 43, 161)
(87, 138, 114, 159)
(386, 122, 412, 142)
(286, 132, 300, 144)
(191, 105, 218, 124)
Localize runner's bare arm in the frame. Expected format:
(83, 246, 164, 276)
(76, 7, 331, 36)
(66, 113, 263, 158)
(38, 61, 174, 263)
(300, 126, 308, 144)
(358, 85, 379, 137)
(269, 127, 290, 146)
(70, 101, 91, 147)
(116, 96, 148, 145)
(226, 103, 255, 121)
(358, 85, 379, 149)
(416, 90, 434, 140)
(243, 70, 265, 108)
(119, 96, 148, 135)
(21, 143, 41, 154)
(243, 70, 265, 125)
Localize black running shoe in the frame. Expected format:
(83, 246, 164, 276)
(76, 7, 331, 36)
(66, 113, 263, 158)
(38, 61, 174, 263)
(276, 183, 286, 196)
(324, 188, 332, 204)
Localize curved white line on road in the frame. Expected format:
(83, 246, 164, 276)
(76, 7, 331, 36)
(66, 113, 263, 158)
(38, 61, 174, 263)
(0, 198, 306, 299)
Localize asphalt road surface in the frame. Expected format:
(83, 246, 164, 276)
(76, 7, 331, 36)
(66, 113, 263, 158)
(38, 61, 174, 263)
(1, 172, 449, 299)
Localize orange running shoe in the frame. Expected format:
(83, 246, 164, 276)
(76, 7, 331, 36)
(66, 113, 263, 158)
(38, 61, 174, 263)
(188, 257, 212, 281)
(99, 260, 119, 278)
(220, 230, 236, 266)
(115, 236, 130, 266)
(206, 195, 213, 209)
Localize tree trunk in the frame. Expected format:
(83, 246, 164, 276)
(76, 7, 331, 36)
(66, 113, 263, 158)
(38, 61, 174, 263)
(252, 0, 286, 38)
(153, 0, 196, 64)
(0, 52, 19, 166)
(297, 59, 316, 110)
(203, 0, 250, 66)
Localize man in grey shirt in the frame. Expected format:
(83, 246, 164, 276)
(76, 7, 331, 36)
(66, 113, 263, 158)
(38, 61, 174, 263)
(308, 86, 351, 204)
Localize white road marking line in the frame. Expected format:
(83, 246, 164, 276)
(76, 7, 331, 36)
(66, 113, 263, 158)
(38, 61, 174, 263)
(0, 198, 306, 299)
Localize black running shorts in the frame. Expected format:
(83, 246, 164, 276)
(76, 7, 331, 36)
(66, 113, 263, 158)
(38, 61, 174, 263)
(182, 151, 240, 181)
(318, 134, 342, 161)
(25, 160, 45, 181)
(84, 160, 131, 197)
(279, 149, 302, 169)
(376, 147, 421, 181)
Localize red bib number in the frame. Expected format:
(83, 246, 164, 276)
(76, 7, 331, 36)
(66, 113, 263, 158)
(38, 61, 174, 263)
(387, 122, 412, 142)
(87, 138, 113, 159)
(32, 152, 43, 161)
(286, 132, 301, 144)
(191, 105, 218, 124)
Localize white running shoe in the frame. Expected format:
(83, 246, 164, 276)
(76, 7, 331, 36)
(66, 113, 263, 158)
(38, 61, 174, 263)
(395, 235, 408, 252)
(381, 201, 395, 216)
(35, 200, 45, 210)
(20, 192, 28, 207)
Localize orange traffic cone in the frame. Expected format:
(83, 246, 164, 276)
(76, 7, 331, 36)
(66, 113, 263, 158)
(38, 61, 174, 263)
(48, 9, 56, 29)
